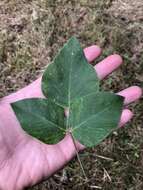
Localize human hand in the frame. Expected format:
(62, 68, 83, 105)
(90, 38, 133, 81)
(0, 45, 142, 190)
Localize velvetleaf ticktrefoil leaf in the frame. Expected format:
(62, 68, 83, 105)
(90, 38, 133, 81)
(11, 37, 124, 147)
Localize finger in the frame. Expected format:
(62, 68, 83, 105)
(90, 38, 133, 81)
(117, 86, 142, 105)
(95, 54, 123, 79)
(84, 45, 101, 62)
(119, 109, 133, 127)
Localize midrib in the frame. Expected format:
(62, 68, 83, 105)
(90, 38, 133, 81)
(66, 52, 73, 129)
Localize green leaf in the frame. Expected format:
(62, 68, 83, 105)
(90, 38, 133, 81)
(69, 92, 124, 147)
(11, 37, 124, 147)
(42, 36, 99, 108)
(11, 98, 65, 144)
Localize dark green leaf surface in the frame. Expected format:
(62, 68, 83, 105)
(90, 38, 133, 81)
(42, 37, 99, 108)
(11, 98, 65, 144)
(69, 92, 124, 147)
(11, 37, 124, 147)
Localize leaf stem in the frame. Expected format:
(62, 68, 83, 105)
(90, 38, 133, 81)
(70, 132, 88, 181)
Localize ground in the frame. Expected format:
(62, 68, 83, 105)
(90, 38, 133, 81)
(0, 0, 143, 189)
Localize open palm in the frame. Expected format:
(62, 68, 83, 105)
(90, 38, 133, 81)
(0, 45, 142, 190)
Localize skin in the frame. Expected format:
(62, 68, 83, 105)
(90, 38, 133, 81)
(0, 45, 142, 190)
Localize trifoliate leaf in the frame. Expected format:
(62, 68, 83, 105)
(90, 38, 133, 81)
(11, 37, 124, 147)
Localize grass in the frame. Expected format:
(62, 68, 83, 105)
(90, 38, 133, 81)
(0, 0, 143, 189)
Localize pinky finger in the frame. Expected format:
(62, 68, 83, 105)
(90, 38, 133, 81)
(119, 109, 133, 127)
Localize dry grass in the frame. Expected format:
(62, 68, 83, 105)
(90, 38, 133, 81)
(0, 0, 143, 189)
